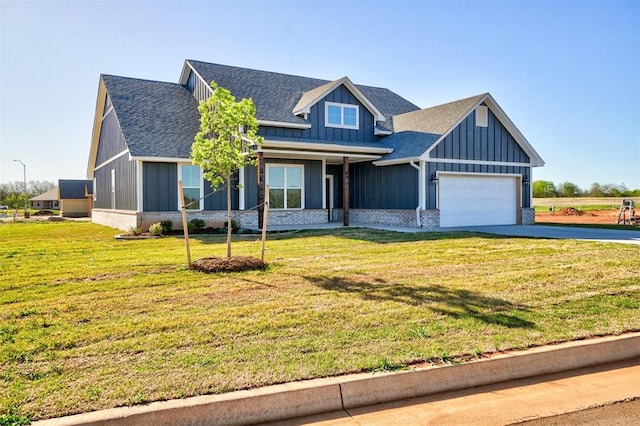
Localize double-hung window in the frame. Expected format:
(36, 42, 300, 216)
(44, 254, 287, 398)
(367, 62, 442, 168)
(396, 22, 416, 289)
(325, 102, 359, 130)
(267, 165, 303, 209)
(181, 164, 201, 210)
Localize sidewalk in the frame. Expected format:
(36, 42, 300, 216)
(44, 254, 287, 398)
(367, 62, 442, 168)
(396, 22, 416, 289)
(267, 357, 640, 425)
(34, 332, 640, 426)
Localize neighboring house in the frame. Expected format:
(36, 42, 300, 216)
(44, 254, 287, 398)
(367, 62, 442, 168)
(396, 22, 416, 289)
(87, 60, 544, 231)
(30, 188, 60, 210)
(58, 180, 93, 218)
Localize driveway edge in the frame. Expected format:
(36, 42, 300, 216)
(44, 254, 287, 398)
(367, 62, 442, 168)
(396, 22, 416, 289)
(34, 332, 640, 426)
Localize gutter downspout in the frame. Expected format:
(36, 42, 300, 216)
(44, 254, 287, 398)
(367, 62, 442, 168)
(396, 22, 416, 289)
(409, 160, 422, 227)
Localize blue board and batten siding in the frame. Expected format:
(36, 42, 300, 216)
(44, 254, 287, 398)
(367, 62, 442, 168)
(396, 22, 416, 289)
(143, 162, 178, 211)
(432, 109, 530, 163)
(426, 108, 532, 209)
(96, 95, 127, 165)
(142, 162, 239, 212)
(94, 94, 137, 210)
(259, 86, 380, 143)
(186, 69, 381, 145)
(326, 163, 417, 210)
(186, 71, 212, 104)
(93, 154, 137, 210)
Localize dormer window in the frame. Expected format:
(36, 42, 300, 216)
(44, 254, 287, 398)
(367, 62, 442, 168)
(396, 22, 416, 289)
(325, 102, 359, 130)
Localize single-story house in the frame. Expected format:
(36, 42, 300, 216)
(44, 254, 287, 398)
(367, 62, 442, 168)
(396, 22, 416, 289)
(87, 60, 544, 231)
(58, 179, 93, 218)
(30, 188, 60, 210)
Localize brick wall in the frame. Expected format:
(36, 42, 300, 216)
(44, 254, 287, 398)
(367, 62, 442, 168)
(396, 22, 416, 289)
(94, 209, 328, 231)
(92, 209, 138, 231)
(521, 207, 535, 225)
(333, 209, 420, 227)
(420, 210, 440, 228)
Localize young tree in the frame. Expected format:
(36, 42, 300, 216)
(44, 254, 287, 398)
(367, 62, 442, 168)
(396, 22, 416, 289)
(191, 81, 263, 258)
(532, 180, 557, 198)
(556, 181, 583, 197)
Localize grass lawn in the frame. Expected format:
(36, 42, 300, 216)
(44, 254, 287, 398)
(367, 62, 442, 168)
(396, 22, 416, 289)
(1, 221, 639, 421)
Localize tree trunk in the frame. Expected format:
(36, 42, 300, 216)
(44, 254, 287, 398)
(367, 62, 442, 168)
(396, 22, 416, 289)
(226, 175, 232, 258)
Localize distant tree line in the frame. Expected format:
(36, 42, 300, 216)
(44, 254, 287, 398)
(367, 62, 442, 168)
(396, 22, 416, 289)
(0, 180, 56, 208)
(533, 180, 640, 198)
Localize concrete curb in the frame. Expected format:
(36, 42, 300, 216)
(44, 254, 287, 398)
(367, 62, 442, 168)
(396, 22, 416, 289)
(35, 332, 640, 426)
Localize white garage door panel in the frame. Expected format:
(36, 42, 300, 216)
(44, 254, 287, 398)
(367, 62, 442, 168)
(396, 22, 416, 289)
(439, 175, 517, 227)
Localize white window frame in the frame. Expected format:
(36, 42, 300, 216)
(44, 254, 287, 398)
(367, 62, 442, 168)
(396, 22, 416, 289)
(325, 101, 359, 130)
(179, 164, 203, 210)
(266, 164, 305, 210)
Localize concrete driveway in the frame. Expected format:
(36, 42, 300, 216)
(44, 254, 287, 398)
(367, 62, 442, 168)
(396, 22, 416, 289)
(259, 222, 640, 245)
(440, 224, 640, 245)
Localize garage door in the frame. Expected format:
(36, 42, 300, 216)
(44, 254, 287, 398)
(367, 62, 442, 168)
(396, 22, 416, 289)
(439, 174, 518, 227)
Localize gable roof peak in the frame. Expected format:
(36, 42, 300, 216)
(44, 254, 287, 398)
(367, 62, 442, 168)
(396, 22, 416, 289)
(292, 75, 385, 122)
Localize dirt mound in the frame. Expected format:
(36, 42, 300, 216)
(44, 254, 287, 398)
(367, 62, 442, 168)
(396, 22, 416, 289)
(191, 256, 267, 273)
(557, 207, 594, 216)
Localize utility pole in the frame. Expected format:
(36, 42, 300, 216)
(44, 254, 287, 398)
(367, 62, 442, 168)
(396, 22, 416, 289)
(13, 159, 28, 215)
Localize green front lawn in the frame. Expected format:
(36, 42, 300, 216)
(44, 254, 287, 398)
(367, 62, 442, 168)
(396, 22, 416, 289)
(1, 222, 639, 420)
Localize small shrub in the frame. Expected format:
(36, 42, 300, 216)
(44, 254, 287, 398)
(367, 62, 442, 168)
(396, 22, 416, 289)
(128, 226, 142, 236)
(160, 220, 173, 233)
(223, 219, 240, 233)
(148, 223, 163, 236)
(188, 218, 206, 233)
(0, 404, 32, 426)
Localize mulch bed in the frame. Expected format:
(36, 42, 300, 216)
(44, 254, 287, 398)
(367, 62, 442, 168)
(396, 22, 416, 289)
(190, 256, 267, 273)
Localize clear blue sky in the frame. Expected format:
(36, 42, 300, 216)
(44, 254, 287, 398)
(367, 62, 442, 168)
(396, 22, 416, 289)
(1, 0, 638, 190)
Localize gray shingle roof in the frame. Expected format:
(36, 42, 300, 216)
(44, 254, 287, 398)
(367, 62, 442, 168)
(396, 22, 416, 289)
(101, 62, 497, 165)
(58, 180, 92, 199)
(392, 93, 486, 134)
(377, 94, 487, 162)
(102, 75, 201, 158)
(187, 60, 419, 131)
(31, 188, 59, 201)
(378, 131, 441, 161)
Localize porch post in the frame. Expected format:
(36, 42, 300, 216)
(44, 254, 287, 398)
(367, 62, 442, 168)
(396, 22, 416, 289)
(257, 152, 265, 229)
(343, 156, 349, 227)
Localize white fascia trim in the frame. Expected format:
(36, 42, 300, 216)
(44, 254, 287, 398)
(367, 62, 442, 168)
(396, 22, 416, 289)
(179, 61, 214, 92)
(373, 157, 421, 166)
(483, 95, 545, 167)
(258, 119, 312, 130)
(130, 156, 192, 163)
(87, 78, 108, 178)
(293, 76, 385, 122)
(423, 93, 545, 167)
(102, 105, 114, 121)
(94, 149, 130, 172)
(260, 149, 381, 162)
(374, 128, 393, 136)
(436, 171, 523, 179)
(425, 158, 533, 167)
(263, 139, 392, 154)
(423, 94, 488, 160)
